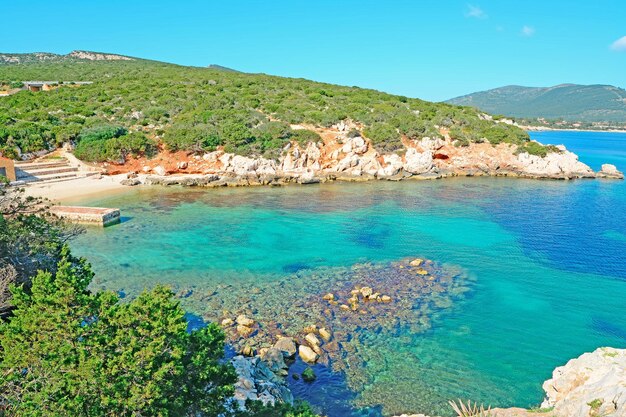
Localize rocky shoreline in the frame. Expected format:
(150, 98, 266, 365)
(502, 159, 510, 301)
(231, 344, 626, 417)
(110, 122, 623, 189)
(393, 347, 626, 417)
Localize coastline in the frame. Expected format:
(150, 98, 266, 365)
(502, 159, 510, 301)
(24, 173, 133, 203)
(522, 125, 626, 133)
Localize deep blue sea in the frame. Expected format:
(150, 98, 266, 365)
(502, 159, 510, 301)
(70, 131, 626, 416)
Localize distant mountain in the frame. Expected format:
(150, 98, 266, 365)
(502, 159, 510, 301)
(206, 64, 239, 72)
(447, 84, 626, 123)
(0, 50, 134, 65)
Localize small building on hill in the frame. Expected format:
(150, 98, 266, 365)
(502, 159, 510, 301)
(0, 156, 16, 182)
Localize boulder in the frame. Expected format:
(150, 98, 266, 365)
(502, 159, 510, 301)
(120, 178, 141, 186)
(305, 333, 321, 347)
(261, 347, 287, 374)
(237, 325, 254, 338)
(153, 166, 167, 176)
(177, 161, 188, 170)
(319, 328, 332, 342)
(274, 337, 297, 358)
(221, 318, 234, 327)
(298, 345, 319, 364)
(236, 315, 255, 327)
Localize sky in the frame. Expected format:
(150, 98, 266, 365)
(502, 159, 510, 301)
(1, 0, 625, 102)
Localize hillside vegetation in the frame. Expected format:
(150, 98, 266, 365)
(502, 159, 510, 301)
(0, 52, 535, 162)
(447, 84, 626, 123)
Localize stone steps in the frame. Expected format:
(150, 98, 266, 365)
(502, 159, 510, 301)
(17, 166, 79, 178)
(14, 160, 70, 170)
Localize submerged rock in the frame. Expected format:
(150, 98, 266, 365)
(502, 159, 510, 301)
(298, 345, 319, 364)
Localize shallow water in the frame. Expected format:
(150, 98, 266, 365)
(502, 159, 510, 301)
(70, 131, 626, 416)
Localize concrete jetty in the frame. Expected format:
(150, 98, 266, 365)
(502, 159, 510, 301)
(50, 206, 120, 227)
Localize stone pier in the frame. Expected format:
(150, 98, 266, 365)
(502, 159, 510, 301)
(50, 206, 120, 227)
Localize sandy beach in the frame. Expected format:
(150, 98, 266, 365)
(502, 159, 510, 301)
(24, 174, 134, 203)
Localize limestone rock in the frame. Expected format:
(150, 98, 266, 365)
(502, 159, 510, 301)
(221, 318, 234, 327)
(517, 148, 594, 179)
(237, 325, 254, 338)
(541, 347, 626, 417)
(273, 337, 297, 358)
(597, 164, 624, 179)
(153, 166, 167, 176)
(403, 147, 433, 174)
(319, 328, 332, 342)
(305, 332, 321, 347)
(120, 178, 141, 186)
(236, 315, 255, 327)
(298, 345, 319, 364)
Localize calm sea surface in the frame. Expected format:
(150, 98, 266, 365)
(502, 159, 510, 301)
(70, 131, 626, 416)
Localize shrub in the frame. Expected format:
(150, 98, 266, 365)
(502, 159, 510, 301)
(0, 256, 237, 417)
(75, 129, 156, 162)
(290, 129, 321, 146)
(364, 122, 403, 153)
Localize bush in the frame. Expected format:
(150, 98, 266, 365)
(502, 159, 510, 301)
(518, 141, 560, 157)
(290, 129, 321, 146)
(364, 122, 403, 153)
(0, 256, 237, 417)
(75, 126, 156, 162)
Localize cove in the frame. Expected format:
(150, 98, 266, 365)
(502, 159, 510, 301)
(69, 131, 626, 416)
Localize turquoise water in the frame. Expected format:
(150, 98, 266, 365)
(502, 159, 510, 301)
(70, 131, 626, 416)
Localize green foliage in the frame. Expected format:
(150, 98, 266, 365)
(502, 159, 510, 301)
(0, 186, 85, 316)
(449, 399, 493, 417)
(74, 124, 156, 162)
(0, 58, 530, 159)
(0, 254, 237, 417)
(290, 129, 321, 146)
(364, 122, 402, 152)
(239, 400, 319, 417)
(518, 141, 560, 157)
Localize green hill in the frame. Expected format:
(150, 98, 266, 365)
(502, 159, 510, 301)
(0, 51, 535, 161)
(447, 84, 626, 123)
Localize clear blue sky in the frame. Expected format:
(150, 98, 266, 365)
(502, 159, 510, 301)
(2, 0, 625, 101)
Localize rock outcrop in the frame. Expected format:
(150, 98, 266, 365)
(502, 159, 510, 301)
(231, 355, 294, 409)
(392, 347, 626, 417)
(112, 124, 622, 187)
(541, 347, 626, 417)
(597, 164, 625, 179)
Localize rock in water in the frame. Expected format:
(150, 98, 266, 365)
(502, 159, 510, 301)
(305, 332, 321, 347)
(274, 336, 297, 358)
(319, 328, 332, 342)
(302, 367, 316, 382)
(298, 345, 319, 364)
(597, 164, 624, 179)
(541, 347, 626, 416)
(236, 314, 255, 327)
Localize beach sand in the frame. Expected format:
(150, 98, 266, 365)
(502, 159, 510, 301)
(24, 174, 134, 204)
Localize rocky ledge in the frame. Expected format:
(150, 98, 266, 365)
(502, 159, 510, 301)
(394, 347, 626, 417)
(113, 122, 623, 188)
